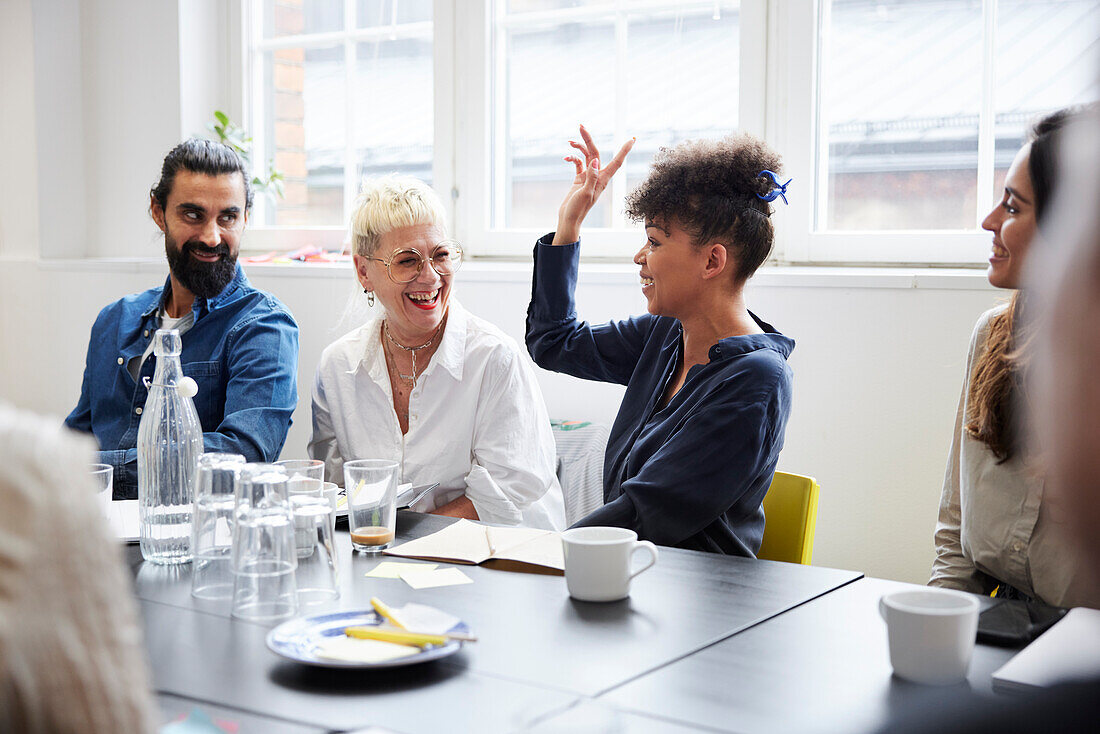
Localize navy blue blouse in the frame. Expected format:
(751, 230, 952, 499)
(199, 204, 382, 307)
(526, 237, 795, 555)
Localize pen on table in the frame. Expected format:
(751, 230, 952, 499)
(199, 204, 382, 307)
(345, 626, 479, 645)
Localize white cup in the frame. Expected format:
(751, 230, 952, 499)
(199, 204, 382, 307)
(879, 589, 980, 685)
(561, 527, 658, 602)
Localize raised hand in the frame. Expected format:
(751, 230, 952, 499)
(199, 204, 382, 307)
(552, 125, 635, 245)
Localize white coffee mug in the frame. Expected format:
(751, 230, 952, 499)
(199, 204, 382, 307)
(879, 588, 980, 685)
(561, 527, 658, 602)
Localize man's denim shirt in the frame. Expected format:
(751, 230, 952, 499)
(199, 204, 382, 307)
(65, 265, 299, 498)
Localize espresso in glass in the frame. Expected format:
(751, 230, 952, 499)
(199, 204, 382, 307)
(351, 526, 395, 548)
(343, 459, 399, 554)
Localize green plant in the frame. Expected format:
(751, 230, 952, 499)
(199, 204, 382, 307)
(207, 110, 285, 200)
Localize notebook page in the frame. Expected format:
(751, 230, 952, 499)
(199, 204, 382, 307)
(384, 519, 493, 564)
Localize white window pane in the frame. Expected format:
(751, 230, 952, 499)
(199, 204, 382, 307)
(496, 2, 740, 231)
(500, 20, 616, 228)
(818, 0, 982, 231)
(506, 0, 614, 13)
(353, 37, 434, 185)
(263, 0, 344, 39)
(261, 46, 346, 226)
(356, 0, 432, 27)
(624, 4, 739, 206)
(991, 0, 1100, 206)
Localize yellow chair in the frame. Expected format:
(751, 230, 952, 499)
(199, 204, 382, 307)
(756, 471, 820, 565)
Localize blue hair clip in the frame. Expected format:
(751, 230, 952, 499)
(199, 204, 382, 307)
(756, 170, 792, 205)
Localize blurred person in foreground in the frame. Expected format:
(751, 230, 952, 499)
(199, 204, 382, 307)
(526, 126, 794, 554)
(930, 107, 1100, 609)
(0, 403, 157, 732)
(883, 107, 1100, 734)
(309, 175, 564, 529)
(65, 139, 300, 498)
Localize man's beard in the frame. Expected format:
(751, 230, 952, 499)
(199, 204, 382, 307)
(165, 233, 237, 299)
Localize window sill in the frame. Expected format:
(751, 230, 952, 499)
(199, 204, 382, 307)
(5, 254, 996, 291)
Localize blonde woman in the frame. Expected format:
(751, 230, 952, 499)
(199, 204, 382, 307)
(309, 175, 564, 529)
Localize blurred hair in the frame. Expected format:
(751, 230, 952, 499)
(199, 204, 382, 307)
(624, 133, 782, 282)
(150, 138, 253, 213)
(349, 175, 447, 257)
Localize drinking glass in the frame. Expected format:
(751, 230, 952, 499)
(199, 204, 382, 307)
(190, 453, 246, 600)
(284, 464, 324, 558)
(276, 459, 325, 491)
(321, 481, 340, 531)
(344, 459, 399, 553)
(90, 463, 113, 513)
(291, 494, 340, 604)
(231, 463, 297, 621)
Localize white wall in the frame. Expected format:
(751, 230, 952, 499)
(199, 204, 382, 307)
(80, 0, 184, 258)
(0, 257, 1000, 583)
(0, 0, 41, 259)
(17, 0, 215, 260)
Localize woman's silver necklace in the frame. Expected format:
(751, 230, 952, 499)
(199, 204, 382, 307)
(383, 320, 442, 386)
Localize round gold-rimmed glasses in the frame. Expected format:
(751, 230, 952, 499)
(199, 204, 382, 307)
(364, 240, 464, 284)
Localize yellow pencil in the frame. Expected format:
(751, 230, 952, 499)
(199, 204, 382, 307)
(370, 596, 408, 630)
(344, 626, 448, 648)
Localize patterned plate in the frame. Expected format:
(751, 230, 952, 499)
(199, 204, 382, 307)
(266, 608, 467, 669)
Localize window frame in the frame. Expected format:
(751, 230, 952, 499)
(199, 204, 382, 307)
(233, 0, 1047, 267)
(775, 0, 1000, 265)
(456, 0, 768, 259)
(240, 0, 449, 253)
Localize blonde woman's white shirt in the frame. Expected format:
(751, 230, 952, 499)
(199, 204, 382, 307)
(309, 301, 565, 530)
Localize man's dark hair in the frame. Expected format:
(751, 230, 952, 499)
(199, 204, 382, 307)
(625, 132, 782, 282)
(150, 138, 254, 213)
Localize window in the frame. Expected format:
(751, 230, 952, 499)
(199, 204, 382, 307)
(491, 1, 741, 230)
(241, 0, 1099, 264)
(469, 0, 756, 256)
(786, 0, 1100, 262)
(247, 0, 435, 244)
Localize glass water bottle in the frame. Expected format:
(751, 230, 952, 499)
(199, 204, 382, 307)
(137, 328, 204, 564)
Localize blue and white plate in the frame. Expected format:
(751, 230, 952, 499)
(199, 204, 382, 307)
(265, 608, 468, 669)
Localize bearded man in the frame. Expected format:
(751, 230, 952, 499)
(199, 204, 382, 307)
(65, 139, 299, 498)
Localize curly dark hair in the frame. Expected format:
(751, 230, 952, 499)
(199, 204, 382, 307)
(624, 133, 783, 281)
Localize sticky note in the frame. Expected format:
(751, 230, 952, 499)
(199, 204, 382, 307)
(400, 567, 473, 589)
(365, 561, 439, 579)
(398, 602, 462, 635)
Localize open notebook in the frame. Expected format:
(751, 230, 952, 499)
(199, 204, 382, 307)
(384, 518, 564, 575)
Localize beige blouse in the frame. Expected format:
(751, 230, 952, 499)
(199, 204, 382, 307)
(930, 305, 1100, 608)
(0, 403, 158, 733)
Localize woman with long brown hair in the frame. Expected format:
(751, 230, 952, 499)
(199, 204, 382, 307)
(930, 107, 1099, 608)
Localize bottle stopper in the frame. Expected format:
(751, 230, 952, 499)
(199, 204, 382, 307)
(178, 377, 199, 399)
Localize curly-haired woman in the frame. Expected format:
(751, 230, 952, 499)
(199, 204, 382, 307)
(526, 126, 794, 555)
(930, 107, 1100, 608)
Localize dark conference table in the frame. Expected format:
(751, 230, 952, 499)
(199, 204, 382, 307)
(126, 513, 1015, 733)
